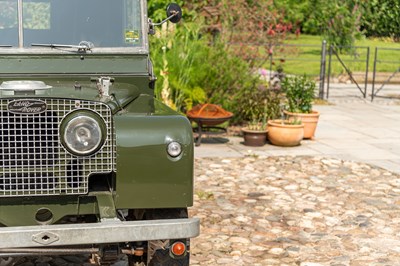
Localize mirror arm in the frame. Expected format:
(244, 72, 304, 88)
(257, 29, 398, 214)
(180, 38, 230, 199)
(150, 11, 180, 27)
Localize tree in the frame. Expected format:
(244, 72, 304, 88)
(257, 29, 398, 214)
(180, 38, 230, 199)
(219, 0, 289, 68)
(360, 0, 400, 41)
(321, 1, 363, 50)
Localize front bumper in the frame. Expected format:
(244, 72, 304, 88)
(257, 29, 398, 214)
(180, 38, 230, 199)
(0, 218, 200, 249)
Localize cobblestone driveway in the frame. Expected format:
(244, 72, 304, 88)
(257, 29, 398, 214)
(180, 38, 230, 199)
(190, 156, 400, 266)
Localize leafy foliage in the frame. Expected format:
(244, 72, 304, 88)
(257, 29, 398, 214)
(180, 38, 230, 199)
(150, 22, 209, 112)
(282, 75, 316, 114)
(360, 0, 400, 41)
(149, 0, 288, 123)
(320, 1, 363, 49)
(285, 0, 363, 49)
(271, 0, 308, 33)
(234, 84, 282, 124)
(272, 0, 399, 43)
(150, 21, 274, 120)
(220, 0, 289, 68)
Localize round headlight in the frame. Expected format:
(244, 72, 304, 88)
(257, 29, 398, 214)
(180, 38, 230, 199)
(167, 141, 182, 157)
(61, 112, 106, 156)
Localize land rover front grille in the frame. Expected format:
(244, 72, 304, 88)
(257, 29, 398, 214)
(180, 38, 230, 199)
(0, 99, 114, 197)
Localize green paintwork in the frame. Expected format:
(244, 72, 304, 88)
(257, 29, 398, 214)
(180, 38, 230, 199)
(0, 54, 148, 76)
(114, 97, 194, 209)
(0, 75, 194, 225)
(0, 1, 194, 227)
(0, 192, 120, 226)
(95, 192, 118, 219)
(0, 196, 98, 226)
(0, 65, 195, 224)
(0, 79, 142, 111)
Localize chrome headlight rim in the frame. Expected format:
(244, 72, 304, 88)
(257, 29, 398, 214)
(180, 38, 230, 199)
(60, 110, 107, 157)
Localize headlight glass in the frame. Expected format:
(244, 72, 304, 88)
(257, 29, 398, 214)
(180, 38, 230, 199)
(61, 112, 105, 156)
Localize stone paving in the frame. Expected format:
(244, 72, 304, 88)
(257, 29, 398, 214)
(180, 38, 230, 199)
(195, 99, 400, 175)
(189, 156, 400, 265)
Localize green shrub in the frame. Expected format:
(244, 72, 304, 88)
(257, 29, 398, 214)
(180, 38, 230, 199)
(150, 0, 286, 123)
(233, 83, 282, 124)
(360, 0, 400, 41)
(282, 75, 316, 113)
(150, 20, 272, 123)
(273, 0, 365, 49)
(150, 22, 209, 112)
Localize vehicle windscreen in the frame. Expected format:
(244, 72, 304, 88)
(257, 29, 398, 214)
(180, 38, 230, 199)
(0, 0, 143, 48)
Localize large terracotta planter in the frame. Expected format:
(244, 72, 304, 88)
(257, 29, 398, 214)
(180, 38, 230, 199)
(241, 128, 268, 147)
(267, 120, 304, 147)
(284, 110, 320, 139)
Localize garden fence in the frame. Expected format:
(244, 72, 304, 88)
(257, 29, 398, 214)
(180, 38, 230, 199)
(371, 47, 400, 101)
(326, 45, 370, 99)
(266, 42, 326, 96)
(248, 41, 400, 101)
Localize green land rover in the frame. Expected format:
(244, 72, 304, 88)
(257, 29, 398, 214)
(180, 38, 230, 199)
(0, 0, 199, 265)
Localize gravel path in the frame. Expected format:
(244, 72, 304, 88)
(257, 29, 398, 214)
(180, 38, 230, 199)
(190, 156, 400, 266)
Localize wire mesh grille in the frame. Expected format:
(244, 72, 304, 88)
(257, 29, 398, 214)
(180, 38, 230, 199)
(0, 99, 114, 197)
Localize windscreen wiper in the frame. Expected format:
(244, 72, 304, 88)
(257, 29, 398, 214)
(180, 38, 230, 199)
(31, 41, 94, 52)
(0, 45, 12, 48)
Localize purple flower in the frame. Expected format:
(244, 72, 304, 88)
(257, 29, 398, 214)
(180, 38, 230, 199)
(260, 68, 268, 76)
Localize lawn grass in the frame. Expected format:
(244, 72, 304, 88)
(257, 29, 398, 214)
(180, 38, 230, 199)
(268, 34, 400, 77)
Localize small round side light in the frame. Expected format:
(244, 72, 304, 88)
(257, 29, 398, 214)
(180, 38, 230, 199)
(171, 241, 186, 256)
(167, 141, 182, 157)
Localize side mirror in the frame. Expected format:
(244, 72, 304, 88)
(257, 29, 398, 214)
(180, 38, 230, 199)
(149, 3, 182, 34)
(166, 3, 182, 24)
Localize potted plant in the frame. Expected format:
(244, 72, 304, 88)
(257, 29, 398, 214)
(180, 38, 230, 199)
(267, 118, 304, 147)
(281, 75, 320, 139)
(242, 116, 268, 147)
(240, 81, 283, 147)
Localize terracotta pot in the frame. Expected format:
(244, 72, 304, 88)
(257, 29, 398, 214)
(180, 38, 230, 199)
(267, 120, 304, 147)
(241, 128, 268, 147)
(284, 110, 320, 139)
